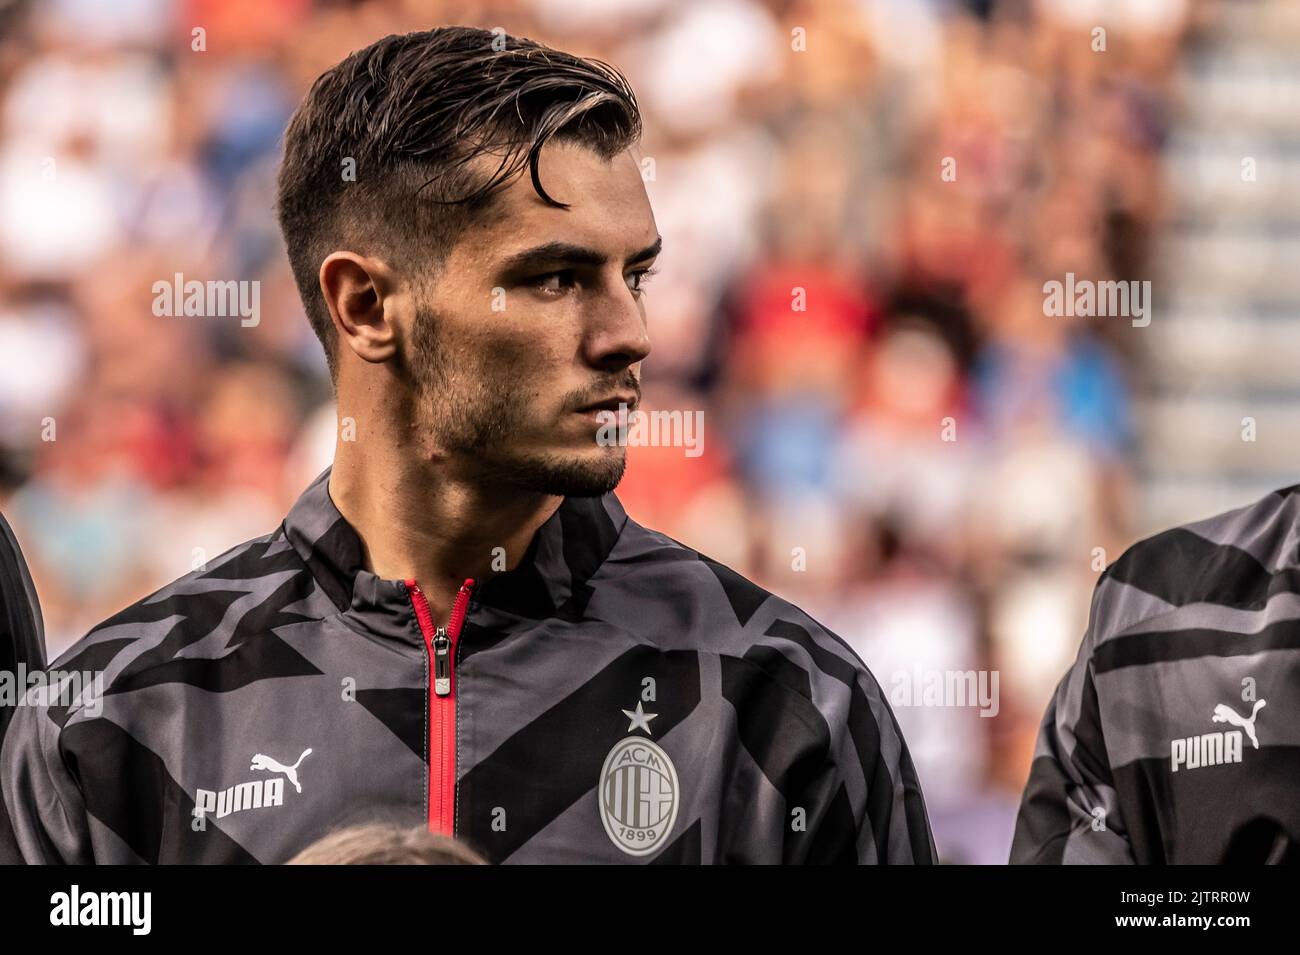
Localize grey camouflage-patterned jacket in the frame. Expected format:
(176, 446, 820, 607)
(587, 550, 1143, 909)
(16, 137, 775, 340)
(1, 468, 934, 864)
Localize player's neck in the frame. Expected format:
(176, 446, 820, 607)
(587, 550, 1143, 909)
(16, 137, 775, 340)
(328, 428, 560, 623)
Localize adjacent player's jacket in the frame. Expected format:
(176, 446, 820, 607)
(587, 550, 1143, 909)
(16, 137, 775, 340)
(0, 468, 934, 864)
(1012, 486, 1300, 864)
(0, 511, 46, 746)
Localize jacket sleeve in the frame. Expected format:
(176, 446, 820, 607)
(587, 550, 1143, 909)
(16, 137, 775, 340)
(838, 677, 937, 865)
(0, 697, 94, 864)
(759, 616, 936, 865)
(1009, 575, 1137, 864)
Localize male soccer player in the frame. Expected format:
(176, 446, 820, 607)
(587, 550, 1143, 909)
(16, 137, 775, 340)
(0, 27, 933, 864)
(1012, 489, 1300, 863)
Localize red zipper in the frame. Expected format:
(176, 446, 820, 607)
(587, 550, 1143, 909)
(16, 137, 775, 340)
(406, 577, 475, 835)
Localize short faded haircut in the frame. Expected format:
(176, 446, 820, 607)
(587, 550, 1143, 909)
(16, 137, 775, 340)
(276, 27, 642, 382)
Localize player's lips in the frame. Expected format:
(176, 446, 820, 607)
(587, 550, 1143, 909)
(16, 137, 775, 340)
(573, 394, 638, 416)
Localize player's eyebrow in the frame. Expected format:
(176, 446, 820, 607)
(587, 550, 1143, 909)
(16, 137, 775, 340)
(497, 236, 662, 275)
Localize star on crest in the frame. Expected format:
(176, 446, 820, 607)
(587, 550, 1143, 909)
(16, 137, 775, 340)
(622, 700, 658, 735)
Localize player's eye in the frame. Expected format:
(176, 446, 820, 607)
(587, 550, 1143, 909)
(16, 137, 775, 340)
(626, 267, 658, 296)
(530, 270, 576, 296)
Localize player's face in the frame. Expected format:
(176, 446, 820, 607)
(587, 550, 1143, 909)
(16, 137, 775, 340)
(409, 140, 658, 496)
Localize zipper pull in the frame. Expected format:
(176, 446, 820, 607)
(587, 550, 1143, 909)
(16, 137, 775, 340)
(433, 626, 452, 696)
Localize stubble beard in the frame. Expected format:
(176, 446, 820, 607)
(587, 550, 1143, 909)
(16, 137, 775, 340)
(409, 304, 627, 497)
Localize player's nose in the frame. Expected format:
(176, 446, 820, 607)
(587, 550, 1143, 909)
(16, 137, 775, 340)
(581, 284, 651, 373)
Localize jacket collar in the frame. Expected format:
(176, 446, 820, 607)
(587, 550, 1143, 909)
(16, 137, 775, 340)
(282, 467, 629, 628)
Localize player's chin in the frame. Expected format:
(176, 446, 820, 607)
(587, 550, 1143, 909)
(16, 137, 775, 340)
(542, 442, 627, 497)
(493, 439, 626, 498)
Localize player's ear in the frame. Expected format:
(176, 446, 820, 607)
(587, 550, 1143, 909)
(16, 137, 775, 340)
(319, 251, 401, 365)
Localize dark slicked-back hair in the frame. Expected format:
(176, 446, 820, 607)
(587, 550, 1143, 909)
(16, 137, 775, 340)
(276, 27, 642, 382)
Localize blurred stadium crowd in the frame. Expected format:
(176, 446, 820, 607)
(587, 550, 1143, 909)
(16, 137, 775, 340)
(0, 0, 1200, 861)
